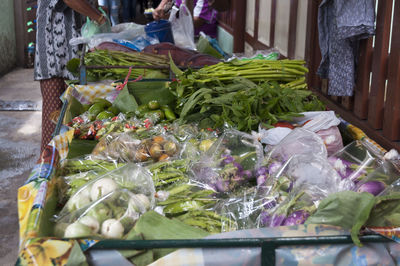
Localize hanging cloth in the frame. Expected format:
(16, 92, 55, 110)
(317, 0, 375, 96)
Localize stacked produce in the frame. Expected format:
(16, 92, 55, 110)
(38, 55, 400, 266)
(83, 49, 170, 80)
(169, 59, 325, 131)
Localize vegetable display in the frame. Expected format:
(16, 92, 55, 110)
(27, 53, 400, 266)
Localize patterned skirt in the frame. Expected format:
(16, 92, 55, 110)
(40, 78, 67, 153)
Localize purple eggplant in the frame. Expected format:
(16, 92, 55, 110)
(270, 214, 286, 227)
(328, 157, 367, 181)
(242, 170, 253, 179)
(215, 180, 230, 192)
(233, 162, 243, 172)
(268, 161, 283, 175)
(257, 175, 267, 186)
(221, 155, 235, 166)
(262, 198, 277, 210)
(260, 212, 285, 227)
(282, 210, 310, 226)
(255, 166, 268, 177)
(357, 181, 386, 196)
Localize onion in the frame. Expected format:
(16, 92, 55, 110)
(79, 216, 100, 233)
(90, 178, 118, 201)
(101, 219, 124, 239)
(64, 222, 92, 238)
(129, 194, 151, 213)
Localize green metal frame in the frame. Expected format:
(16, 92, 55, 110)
(91, 235, 391, 266)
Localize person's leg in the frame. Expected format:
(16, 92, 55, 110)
(110, 0, 120, 25)
(131, 0, 137, 19)
(122, 0, 132, 22)
(40, 78, 67, 153)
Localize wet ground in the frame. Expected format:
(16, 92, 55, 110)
(0, 68, 41, 266)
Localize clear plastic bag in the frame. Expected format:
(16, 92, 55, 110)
(213, 187, 263, 232)
(191, 130, 263, 193)
(356, 160, 400, 196)
(56, 163, 155, 219)
(257, 154, 354, 227)
(169, 4, 196, 50)
(92, 133, 179, 163)
(265, 128, 328, 163)
(316, 126, 343, 156)
(70, 24, 146, 48)
(55, 189, 152, 239)
(328, 140, 381, 182)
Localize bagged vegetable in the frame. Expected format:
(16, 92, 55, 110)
(257, 154, 354, 228)
(315, 126, 343, 156)
(328, 140, 381, 182)
(57, 155, 123, 177)
(56, 163, 155, 219)
(92, 133, 179, 163)
(265, 128, 327, 163)
(355, 160, 400, 196)
(55, 189, 152, 239)
(191, 130, 263, 193)
(213, 187, 261, 232)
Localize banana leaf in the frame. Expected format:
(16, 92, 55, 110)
(127, 80, 175, 106)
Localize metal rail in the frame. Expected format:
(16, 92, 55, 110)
(91, 234, 391, 266)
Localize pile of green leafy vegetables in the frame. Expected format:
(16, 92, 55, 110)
(169, 58, 325, 131)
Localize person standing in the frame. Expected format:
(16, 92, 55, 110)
(153, 0, 218, 38)
(121, 0, 137, 22)
(98, 0, 121, 26)
(35, 0, 110, 153)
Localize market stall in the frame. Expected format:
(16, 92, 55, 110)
(16, 17, 400, 266)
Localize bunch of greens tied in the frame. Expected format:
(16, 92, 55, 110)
(83, 49, 169, 80)
(169, 58, 324, 131)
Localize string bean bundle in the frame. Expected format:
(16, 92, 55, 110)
(84, 49, 170, 80)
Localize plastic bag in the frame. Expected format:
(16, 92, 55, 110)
(258, 126, 293, 146)
(316, 126, 343, 156)
(355, 160, 400, 196)
(55, 189, 152, 239)
(257, 154, 354, 227)
(56, 163, 155, 219)
(292, 111, 341, 132)
(213, 187, 262, 232)
(70, 24, 145, 47)
(228, 49, 280, 61)
(113, 35, 159, 51)
(169, 4, 196, 50)
(92, 133, 179, 163)
(265, 128, 328, 163)
(191, 130, 263, 193)
(328, 140, 381, 182)
(81, 8, 111, 40)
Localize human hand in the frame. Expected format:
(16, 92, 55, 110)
(152, 6, 165, 20)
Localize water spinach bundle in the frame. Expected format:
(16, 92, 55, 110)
(169, 58, 324, 131)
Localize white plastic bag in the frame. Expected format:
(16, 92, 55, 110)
(293, 111, 341, 132)
(169, 4, 196, 50)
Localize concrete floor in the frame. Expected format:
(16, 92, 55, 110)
(0, 68, 41, 266)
